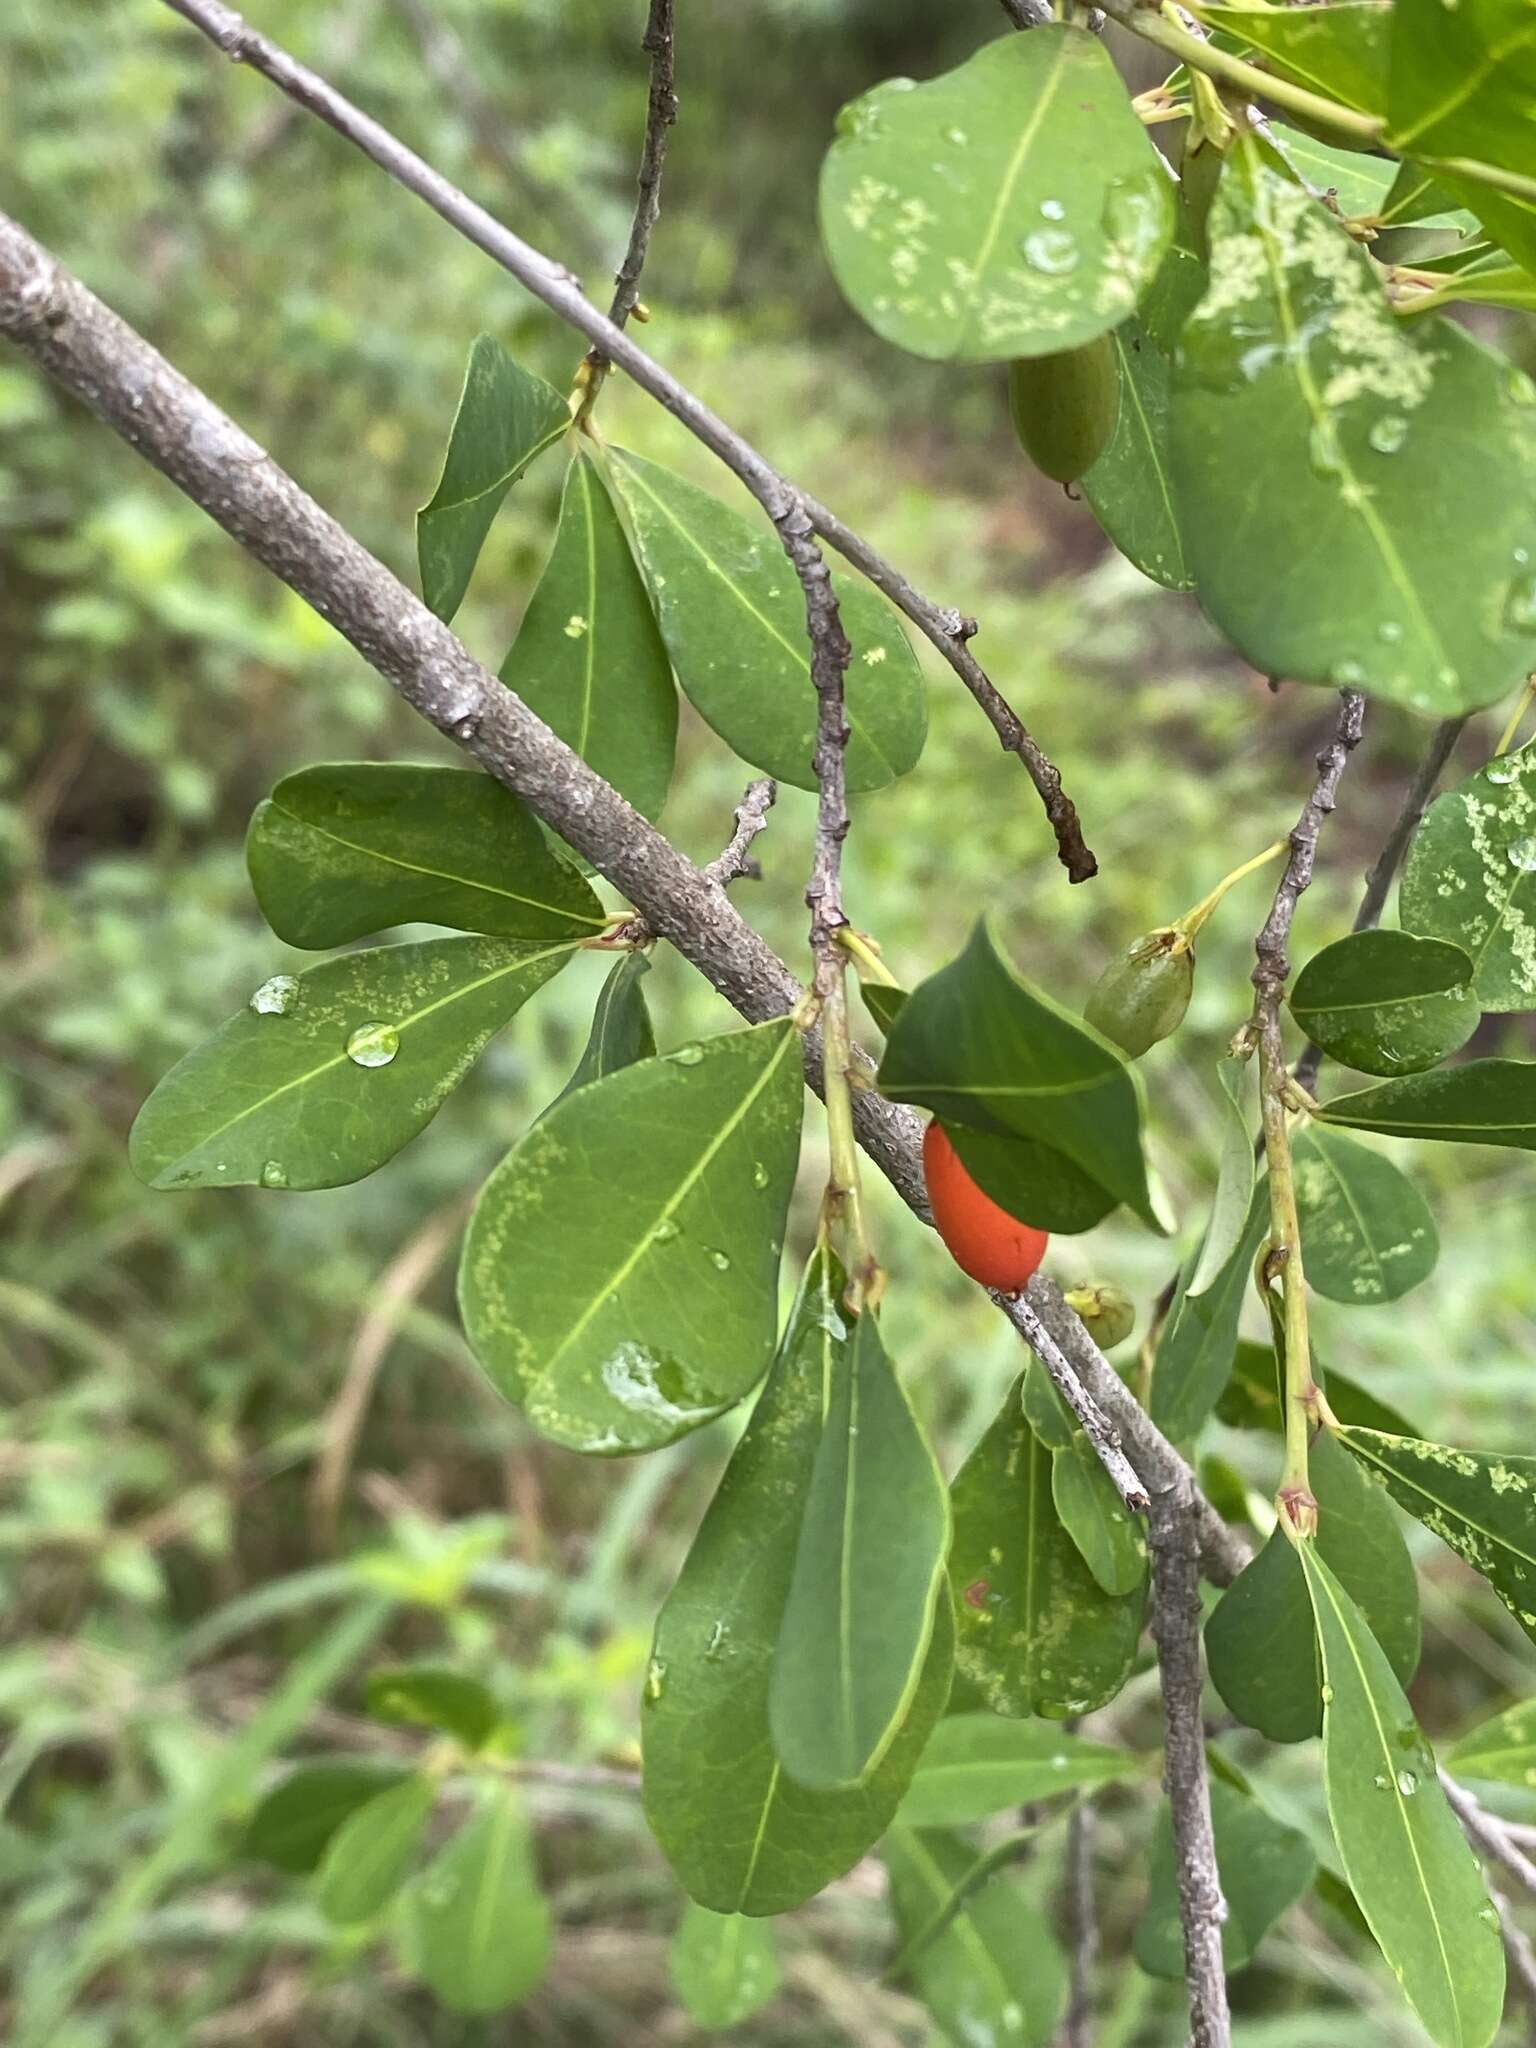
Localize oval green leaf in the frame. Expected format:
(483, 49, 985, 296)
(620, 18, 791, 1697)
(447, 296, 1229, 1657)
(1199, 2, 1390, 115)
(246, 763, 604, 949)
(899, 1713, 1142, 1829)
(878, 920, 1159, 1231)
(1051, 1434, 1148, 1597)
(407, 1787, 551, 2015)
(1187, 1055, 1257, 1296)
(948, 1381, 1145, 1719)
(1134, 1774, 1317, 1979)
(642, 1249, 955, 1915)
(1084, 235, 1206, 591)
(769, 1305, 951, 1788)
(603, 447, 925, 793)
(1290, 929, 1479, 1076)
(417, 335, 569, 622)
(819, 26, 1173, 364)
(315, 1771, 436, 1926)
(130, 935, 575, 1192)
(1296, 1539, 1505, 2048)
(1319, 1058, 1536, 1148)
(242, 1757, 412, 1875)
(364, 1664, 500, 1752)
(1387, 0, 1536, 181)
(1334, 1423, 1536, 1644)
(459, 1021, 803, 1454)
(884, 1827, 1067, 2048)
(500, 448, 677, 820)
(1151, 1189, 1270, 1442)
(1207, 1430, 1421, 1743)
(549, 952, 656, 1110)
(1293, 1126, 1439, 1305)
(669, 1905, 781, 2029)
(1448, 1697, 1536, 1787)
(1171, 141, 1536, 716)
(1400, 743, 1536, 1012)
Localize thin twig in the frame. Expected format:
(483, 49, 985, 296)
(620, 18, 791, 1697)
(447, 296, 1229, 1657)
(998, 0, 1054, 25)
(1146, 1470, 1231, 2048)
(1002, 1288, 1149, 1515)
(0, 208, 1234, 1579)
(1252, 692, 1366, 1529)
(1292, 714, 1467, 1095)
(618, 777, 775, 945)
(1440, 1774, 1536, 1899)
(587, 0, 675, 392)
(157, 0, 1095, 882)
(1061, 1802, 1099, 2048)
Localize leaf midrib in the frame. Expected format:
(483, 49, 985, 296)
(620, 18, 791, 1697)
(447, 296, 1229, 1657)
(1340, 1429, 1536, 1575)
(954, 32, 1071, 357)
(1391, 18, 1536, 154)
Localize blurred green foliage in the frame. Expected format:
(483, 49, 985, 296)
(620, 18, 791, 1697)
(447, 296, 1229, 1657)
(3, 2, 1535, 2042)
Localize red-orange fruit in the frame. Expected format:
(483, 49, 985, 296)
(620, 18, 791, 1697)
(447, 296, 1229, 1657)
(922, 1121, 1049, 1293)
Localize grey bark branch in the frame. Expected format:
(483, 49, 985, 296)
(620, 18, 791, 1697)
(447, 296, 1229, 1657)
(1441, 1773, 1536, 1900)
(702, 777, 777, 890)
(1147, 1471, 1231, 2048)
(157, 0, 1096, 882)
(1292, 713, 1466, 1094)
(601, 0, 676, 337)
(1252, 694, 1369, 1018)
(1001, 1287, 1150, 1515)
(0, 205, 1234, 1582)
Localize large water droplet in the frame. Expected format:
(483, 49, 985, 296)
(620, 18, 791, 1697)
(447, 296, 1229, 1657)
(346, 1021, 400, 1068)
(1021, 228, 1079, 276)
(260, 1159, 289, 1189)
(1397, 1768, 1419, 1796)
(1368, 413, 1408, 455)
(249, 974, 299, 1016)
(1503, 571, 1536, 633)
(1487, 761, 1518, 785)
(669, 1043, 704, 1067)
(1507, 835, 1536, 872)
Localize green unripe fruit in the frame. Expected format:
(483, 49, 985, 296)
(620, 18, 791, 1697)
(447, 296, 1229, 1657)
(1007, 337, 1120, 485)
(1063, 1281, 1137, 1352)
(1083, 930, 1194, 1059)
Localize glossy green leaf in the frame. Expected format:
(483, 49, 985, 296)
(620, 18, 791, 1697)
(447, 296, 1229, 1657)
(948, 1381, 1145, 1718)
(1135, 1774, 1317, 1978)
(603, 447, 924, 793)
(1420, 259, 1536, 314)
(1319, 1058, 1536, 1148)
(898, 1714, 1141, 1828)
(1199, 2, 1389, 114)
(820, 25, 1173, 363)
(242, 1758, 411, 1874)
(130, 936, 575, 1192)
(1400, 743, 1536, 1011)
(364, 1664, 500, 1751)
(246, 763, 604, 949)
(859, 980, 907, 1037)
(1378, 159, 1481, 230)
(1171, 141, 1536, 717)
(1216, 1338, 1420, 1439)
(1151, 1190, 1269, 1442)
(1187, 1055, 1257, 1296)
(944, 1123, 1118, 1236)
(499, 449, 677, 819)
(1387, 0, 1536, 182)
(417, 336, 568, 621)
(1051, 1434, 1148, 1596)
(550, 953, 656, 1109)
(314, 1772, 435, 1925)
(1297, 1540, 1505, 2048)
(669, 1905, 781, 2029)
(407, 1787, 551, 2014)
(642, 1250, 954, 1915)
(770, 1306, 950, 1788)
(1083, 232, 1205, 591)
(1448, 1697, 1536, 1787)
(884, 1828, 1067, 2048)
(1207, 1430, 1421, 1742)
(1334, 1424, 1536, 1642)
(460, 1021, 802, 1454)
(1292, 1126, 1439, 1305)
(1290, 930, 1480, 1076)
(879, 921, 1159, 1231)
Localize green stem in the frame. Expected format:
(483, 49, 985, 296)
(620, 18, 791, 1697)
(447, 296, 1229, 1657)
(1256, 1021, 1317, 1537)
(1494, 677, 1536, 760)
(821, 961, 875, 1305)
(836, 924, 901, 987)
(1175, 837, 1289, 943)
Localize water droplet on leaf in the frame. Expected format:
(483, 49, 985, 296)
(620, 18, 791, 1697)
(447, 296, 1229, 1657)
(1487, 761, 1518, 785)
(707, 1248, 731, 1272)
(1039, 197, 1065, 221)
(1397, 1769, 1419, 1796)
(668, 1043, 704, 1067)
(249, 974, 299, 1016)
(652, 1218, 679, 1244)
(346, 1021, 400, 1068)
(1507, 835, 1536, 872)
(1021, 228, 1079, 276)
(260, 1159, 289, 1189)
